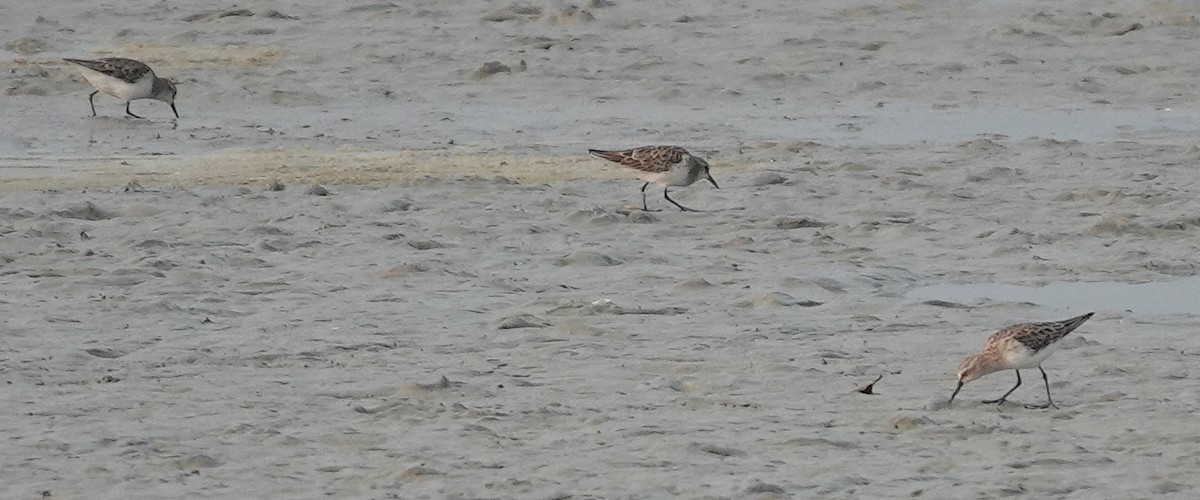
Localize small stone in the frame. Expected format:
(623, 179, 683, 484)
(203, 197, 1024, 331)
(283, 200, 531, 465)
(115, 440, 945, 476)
(496, 314, 548, 329)
(891, 415, 933, 430)
(752, 172, 786, 185)
(626, 211, 657, 224)
(469, 61, 512, 80)
(746, 481, 786, 494)
(774, 216, 825, 229)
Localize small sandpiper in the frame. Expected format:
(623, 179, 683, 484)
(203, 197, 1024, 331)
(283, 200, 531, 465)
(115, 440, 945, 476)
(588, 145, 718, 212)
(949, 312, 1094, 409)
(64, 57, 178, 119)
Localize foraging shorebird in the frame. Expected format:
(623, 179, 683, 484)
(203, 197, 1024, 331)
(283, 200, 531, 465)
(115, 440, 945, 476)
(64, 57, 178, 119)
(949, 312, 1094, 409)
(588, 145, 718, 212)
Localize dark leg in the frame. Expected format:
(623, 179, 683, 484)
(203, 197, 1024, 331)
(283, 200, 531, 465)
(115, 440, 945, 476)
(125, 102, 144, 119)
(1025, 366, 1058, 409)
(88, 91, 99, 117)
(983, 370, 1022, 405)
(636, 182, 661, 212)
(663, 187, 696, 212)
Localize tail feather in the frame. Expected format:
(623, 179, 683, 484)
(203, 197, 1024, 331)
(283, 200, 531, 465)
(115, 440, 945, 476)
(63, 58, 96, 69)
(588, 149, 625, 163)
(1055, 312, 1094, 335)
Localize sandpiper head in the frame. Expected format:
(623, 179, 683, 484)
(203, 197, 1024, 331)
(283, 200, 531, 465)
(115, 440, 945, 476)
(152, 78, 179, 118)
(956, 354, 990, 384)
(948, 354, 987, 405)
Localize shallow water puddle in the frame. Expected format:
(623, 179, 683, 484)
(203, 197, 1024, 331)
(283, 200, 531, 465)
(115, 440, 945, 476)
(841, 105, 1200, 144)
(906, 277, 1200, 315)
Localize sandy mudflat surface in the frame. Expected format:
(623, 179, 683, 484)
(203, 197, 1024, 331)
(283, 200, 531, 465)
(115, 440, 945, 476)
(4, 0, 1200, 499)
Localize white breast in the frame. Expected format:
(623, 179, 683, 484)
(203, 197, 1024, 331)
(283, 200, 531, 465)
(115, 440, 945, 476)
(1003, 340, 1060, 369)
(641, 163, 693, 187)
(78, 68, 155, 101)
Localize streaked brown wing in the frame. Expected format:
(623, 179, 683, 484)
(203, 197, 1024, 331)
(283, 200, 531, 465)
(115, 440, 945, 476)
(64, 57, 152, 84)
(997, 312, 1094, 352)
(1017, 313, 1093, 351)
(588, 145, 688, 173)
